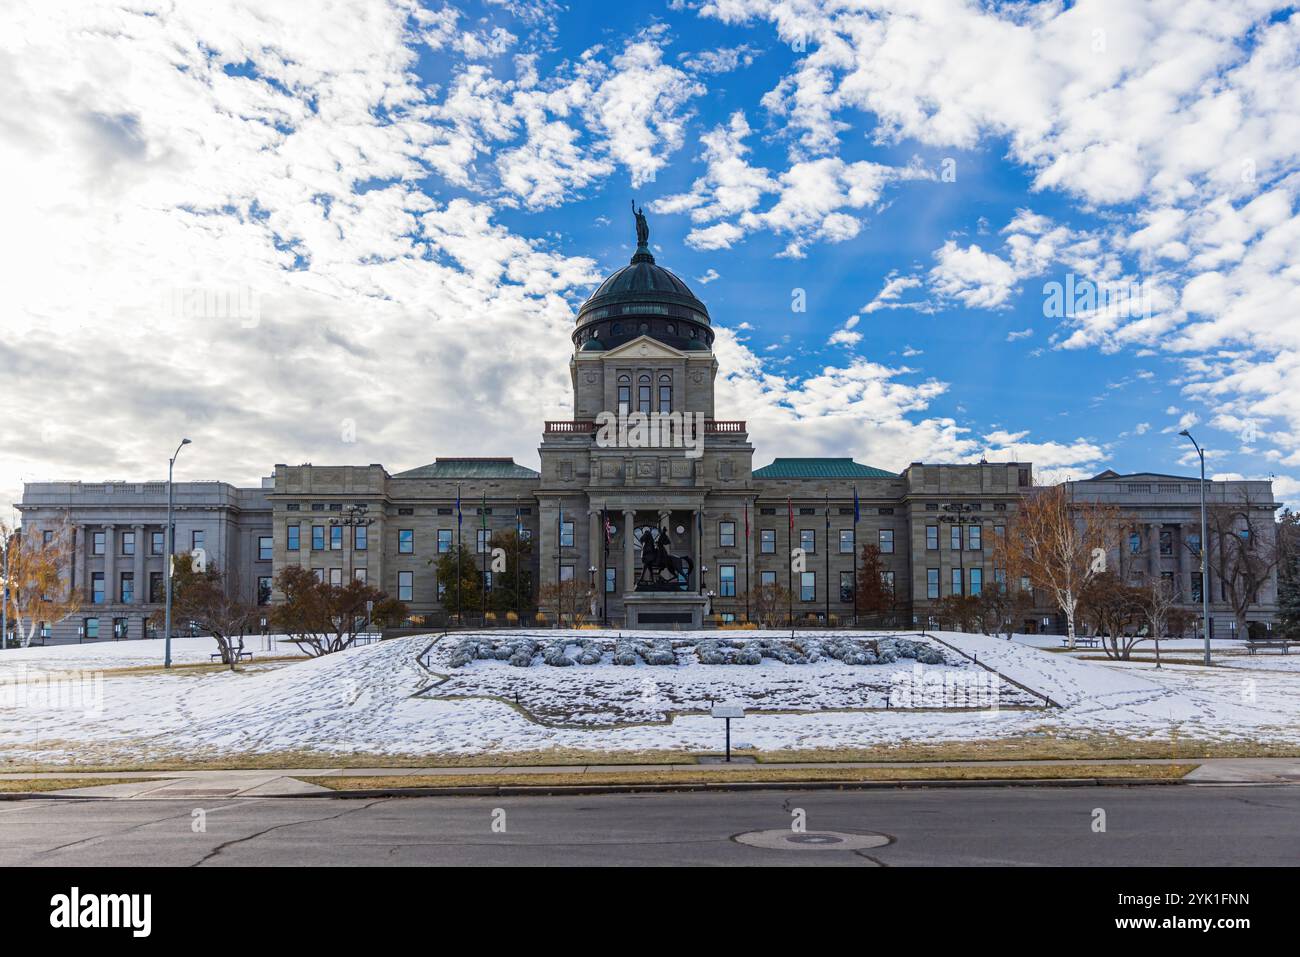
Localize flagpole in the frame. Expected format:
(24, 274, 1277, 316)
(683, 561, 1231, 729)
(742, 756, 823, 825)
(743, 500, 750, 625)
(515, 497, 522, 625)
(556, 501, 563, 627)
(853, 484, 860, 630)
(480, 491, 488, 627)
(455, 483, 462, 628)
(824, 492, 830, 627)
(787, 496, 794, 633)
(602, 509, 609, 626)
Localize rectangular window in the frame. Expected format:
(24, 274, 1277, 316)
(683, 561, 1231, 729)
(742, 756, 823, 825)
(926, 526, 938, 550)
(477, 528, 491, 553)
(119, 573, 134, 604)
(839, 529, 854, 554)
(970, 568, 983, 596)
(482, 570, 493, 592)
(719, 565, 736, 597)
(927, 568, 939, 599)
(839, 571, 854, 603)
(91, 573, 104, 605)
(1159, 529, 1172, 555)
(881, 570, 895, 595)
(121, 532, 135, 556)
(149, 571, 163, 603)
(658, 383, 671, 413)
(950, 525, 962, 550)
(329, 568, 342, 586)
(994, 525, 1004, 540)
(559, 521, 574, 548)
(800, 529, 815, 553)
(92, 531, 105, 555)
(800, 571, 815, 602)
(398, 570, 413, 602)
(257, 576, 272, 605)
(968, 525, 982, 551)
(329, 525, 343, 551)
(1188, 532, 1202, 555)
(354, 525, 368, 551)
(287, 525, 300, 551)
(719, 521, 736, 548)
(41, 529, 52, 547)
(879, 529, 894, 554)
(312, 568, 324, 583)
(605, 567, 617, 593)
(192, 530, 205, 552)
(151, 531, 164, 554)
(85, 618, 99, 640)
(113, 617, 129, 640)
(398, 529, 414, 554)
(951, 567, 963, 595)
(559, 564, 574, 582)
(437, 529, 452, 553)
(353, 568, 367, 584)
(617, 384, 630, 416)
(760, 529, 775, 554)
(1190, 576, 1203, 603)
(760, 570, 776, 587)
(258, 536, 273, 561)
(638, 383, 651, 413)
(311, 526, 325, 550)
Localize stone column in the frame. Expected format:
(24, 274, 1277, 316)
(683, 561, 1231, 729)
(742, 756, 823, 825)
(623, 508, 635, 594)
(588, 508, 602, 591)
(693, 508, 703, 593)
(1147, 523, 1159, 578)
(1176, 524, 1189, 599)
(103, 525, 116, 606)
(132, 524, 145, 604)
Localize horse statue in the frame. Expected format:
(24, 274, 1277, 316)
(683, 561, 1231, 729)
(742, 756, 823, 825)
(635, 525, 693, 590)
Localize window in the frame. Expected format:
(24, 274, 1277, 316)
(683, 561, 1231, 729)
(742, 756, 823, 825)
(719, 565, 736, 597)
(559, 521, 574, 548)
(192, 530, 205, 552)
(1129, 531, 1141, 554)
(1020, 575, 1031, 594)
(879, 529, 894, 554)
(287, 503, 300, 511)
(329, 568, 342, 586)
(330, 525, 343, 551)
(658, 375, 672, 413)
(559, 564, 574, 582)
(839, 571, 854, 603)
(1191, 575, 1203, 602)
(951, 567, 963, 595)
(881, 570, 895, 595)
(927, 568, 939, 599)
(398, 570, 413, 602)
(477, 528, 491, 553)
(398, 507, 414, 516)
(605, 567, 617, 593)
(800, 529, 815, 553)
(85, 618, 99, 639)
(760, 529, 775, 554)
(800, 571, 816, 601)
(152, 531, 164, 554)
(287, 525, 300, 551)
(1159, 529, 1172, 555)
(91, 573, 104, 605)
(92, 531, 105, 555)
(970, 568, 983, 596)
(113, 617, 129, 639)
(1188, 532, 1202, 555)
(398, 529, 414, 554)
(257, 577, 272, 605)
(760, 570, 776, 587)
(926, 526, 938, 550)
(839, 529, 854, 554)
(437, 529, 452, 553)
(994, 525, 1005, 540)
(436, 578, 446, 600)
(258, 536, 273, 561)
(149, 571, 163, 603)
(41, 530, 53, 547)
(354, 525, 367, 550)
(312, 568, 324, 582)
(638, 375, 651, 413)
(119, 573, 134, 604)
(482, 570, 493, 592)
(719, 521, 736, 548)
(121, 531, 135, 556)
(311, 526, 325, 550)
(950, 526, 962, 550)
(353, 568, 367, 584)
(617, 376, 630, 415)
(968, 525, 982, 551)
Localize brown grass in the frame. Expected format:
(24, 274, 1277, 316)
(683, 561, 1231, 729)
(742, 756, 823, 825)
(0, 777, 164, 793)
(304, 762, 1197, 791)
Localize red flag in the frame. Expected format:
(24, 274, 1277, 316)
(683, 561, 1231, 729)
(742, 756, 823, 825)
(603, 512, 613, 545)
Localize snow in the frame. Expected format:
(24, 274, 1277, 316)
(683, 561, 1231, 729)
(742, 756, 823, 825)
(0, 629, 1296, 764)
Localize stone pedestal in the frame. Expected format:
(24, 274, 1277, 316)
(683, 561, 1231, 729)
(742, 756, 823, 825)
(623, 591, 708, 630)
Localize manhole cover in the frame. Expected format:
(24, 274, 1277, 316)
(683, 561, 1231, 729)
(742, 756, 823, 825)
(734, 829, 890, 851)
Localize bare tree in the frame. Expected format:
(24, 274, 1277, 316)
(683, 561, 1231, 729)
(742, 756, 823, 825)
(2, 516, 80, 647)
(151, 554, 259, 668)
(1204, 488, 1282, 639)
(1138, 574, 1178, 668)
(538, 579, 594, 627)
(271, 565, 407, 656)
(1079, 572, 1146, 660)
(976, 582, 1034, 640)
(745, 582, 791, 628)
(996, 482, 1120, 648)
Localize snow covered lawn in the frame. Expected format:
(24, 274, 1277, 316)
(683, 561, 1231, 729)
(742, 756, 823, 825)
(0, 629, 1295, 764)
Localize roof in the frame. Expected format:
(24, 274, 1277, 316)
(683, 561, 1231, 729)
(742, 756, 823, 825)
(393, 458, 539, 480)
(1086, 469, 1198, 482)
(588, 258, 700, 303)
(753, 458, 897, 479)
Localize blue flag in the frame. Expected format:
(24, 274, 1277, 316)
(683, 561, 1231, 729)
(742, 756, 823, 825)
(853, 485, 860, 524)
(456, 486, 462, 528)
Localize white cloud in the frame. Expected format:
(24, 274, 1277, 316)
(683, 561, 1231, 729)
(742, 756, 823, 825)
(1006, 328, 1034, 341)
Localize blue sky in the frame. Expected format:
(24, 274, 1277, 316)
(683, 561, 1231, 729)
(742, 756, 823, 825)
(3, 0, 1298, 507)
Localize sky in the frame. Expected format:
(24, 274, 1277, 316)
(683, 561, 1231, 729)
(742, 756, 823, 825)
(2, 0, 1299, 513)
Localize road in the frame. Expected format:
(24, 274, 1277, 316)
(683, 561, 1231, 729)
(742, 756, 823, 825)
(0, 785, 1296, 866)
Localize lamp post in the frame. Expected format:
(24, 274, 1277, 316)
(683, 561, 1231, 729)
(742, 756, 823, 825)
(1179, 429, 1212, 666)
(328, 504, 376, 580)
(163, 437, 191, 669)
(1, 524, 10, 651)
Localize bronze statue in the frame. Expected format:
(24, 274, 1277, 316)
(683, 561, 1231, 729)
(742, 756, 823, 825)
(635, 524, 693, 591)
(632, 200, 649, 246)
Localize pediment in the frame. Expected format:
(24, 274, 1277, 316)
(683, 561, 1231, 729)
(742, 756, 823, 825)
(586, 335, 692, 361)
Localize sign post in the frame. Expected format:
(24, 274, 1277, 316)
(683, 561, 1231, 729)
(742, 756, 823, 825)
(711, 703, 745, 762)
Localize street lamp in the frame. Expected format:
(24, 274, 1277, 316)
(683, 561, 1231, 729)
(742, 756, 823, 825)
(1179, 429, 1212, 666)
(163, 438, 191, 669)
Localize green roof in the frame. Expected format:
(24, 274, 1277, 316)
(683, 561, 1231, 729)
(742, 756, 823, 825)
(753, 458, 896, 479)
(393, 458, 539, 480)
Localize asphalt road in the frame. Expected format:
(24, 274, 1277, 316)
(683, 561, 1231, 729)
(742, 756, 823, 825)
(0, 784, 1296, 866)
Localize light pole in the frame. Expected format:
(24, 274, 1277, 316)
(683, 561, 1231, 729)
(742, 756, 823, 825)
(1179, 429, 1212, 666)
(163, 438, 191, 669)
(1, 525, 10, 651)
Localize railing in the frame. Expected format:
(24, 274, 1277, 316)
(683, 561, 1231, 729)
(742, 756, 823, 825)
(544, 420, 598, 433)
(543, 419, 747, 433)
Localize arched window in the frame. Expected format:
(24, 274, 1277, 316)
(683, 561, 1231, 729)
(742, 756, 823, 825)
(617, 375, 630, 416)
(612, 322, 622, 335)
(666, 322, 676, 335)
(658, 374, 671, 413)
(638, 374, 652, 413)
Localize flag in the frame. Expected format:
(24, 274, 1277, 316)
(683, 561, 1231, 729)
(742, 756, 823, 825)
(603, 511, 614, 546)
(853, 485, 860, 525)
(743, 501, 750, 540)
(787, 496, 794, 533)
(481, 492, 488, 550)
(455, 486, 462, 529)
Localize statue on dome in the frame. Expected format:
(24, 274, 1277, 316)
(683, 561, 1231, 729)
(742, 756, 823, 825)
(632, 200, 650, 246)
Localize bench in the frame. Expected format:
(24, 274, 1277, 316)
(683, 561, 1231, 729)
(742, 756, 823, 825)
(1245, 639, 1300, 655)
(1061, 636, 1101, 648)
(210, 650, 254, 662)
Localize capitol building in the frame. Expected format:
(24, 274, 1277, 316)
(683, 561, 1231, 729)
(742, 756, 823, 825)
(18, 222, 1280, 640)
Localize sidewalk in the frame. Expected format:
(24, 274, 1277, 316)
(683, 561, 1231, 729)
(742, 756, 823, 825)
(1, 757, 1296, 798)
